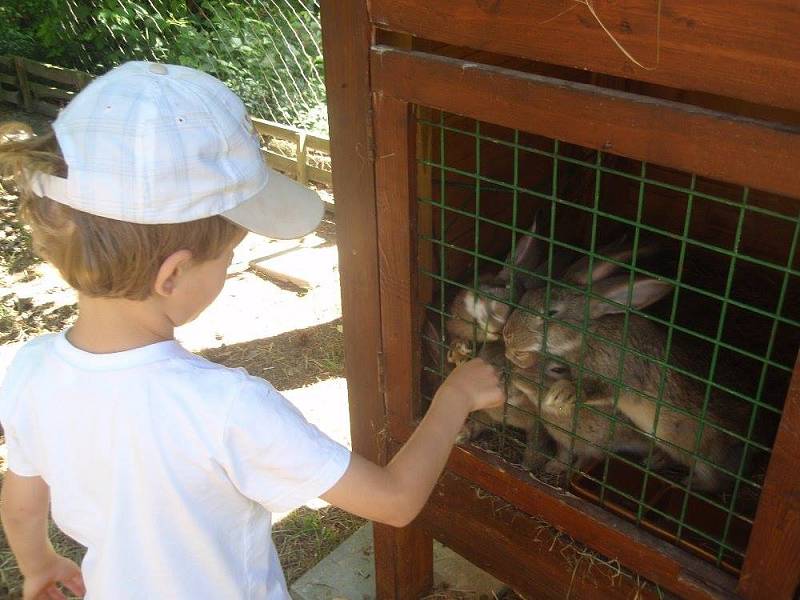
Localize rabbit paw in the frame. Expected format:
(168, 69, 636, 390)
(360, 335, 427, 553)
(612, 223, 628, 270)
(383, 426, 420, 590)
(447, 341, 472, 365)
(455, 426, 471, 444)
(545, 379, 577, 406)
(544, 458, 568, 476)
(456, 420, 485, 444)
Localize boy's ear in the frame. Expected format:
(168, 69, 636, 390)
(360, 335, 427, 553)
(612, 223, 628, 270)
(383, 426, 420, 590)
(153, 249, 193, 297)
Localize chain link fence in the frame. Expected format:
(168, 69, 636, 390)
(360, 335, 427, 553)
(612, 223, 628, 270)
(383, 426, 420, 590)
(0, 1, 327, 133)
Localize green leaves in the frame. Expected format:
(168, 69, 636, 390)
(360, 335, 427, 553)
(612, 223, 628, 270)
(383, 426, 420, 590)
(4, 0, 327, 131)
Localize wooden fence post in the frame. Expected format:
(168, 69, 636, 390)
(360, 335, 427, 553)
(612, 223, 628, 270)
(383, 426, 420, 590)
(14, 57, 33, 112)
(296, 131, 308, 185)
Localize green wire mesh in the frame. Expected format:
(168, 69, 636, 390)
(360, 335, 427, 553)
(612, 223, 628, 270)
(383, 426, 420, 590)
(1, 1, 326, 132)
(416, 109, 800, 573)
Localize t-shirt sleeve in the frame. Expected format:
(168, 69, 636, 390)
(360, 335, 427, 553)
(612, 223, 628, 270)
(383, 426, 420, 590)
(218, 376, 351, 513)
(3, 425, 40, 477)
(0, 341, 41, 477)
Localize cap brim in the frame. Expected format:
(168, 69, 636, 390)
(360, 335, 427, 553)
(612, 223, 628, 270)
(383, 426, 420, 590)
(222, 170, 324, 239)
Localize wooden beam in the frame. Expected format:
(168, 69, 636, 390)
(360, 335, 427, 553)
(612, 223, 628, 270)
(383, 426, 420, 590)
(321, 16, 437, 597)
(320, 0, 382, 461)
(17, 57, 87, 88)
(385, 417, 737, 599)
(370, 0, 800, 112)
(375, 94, 419, 430)
(371, 83, 434, 600)
(370, 46, 800, 201)
(738, 355, 800, 599)
(418, 470, 665, 599)
(28, 81, 75, 101)
(14, 57, 32, 112)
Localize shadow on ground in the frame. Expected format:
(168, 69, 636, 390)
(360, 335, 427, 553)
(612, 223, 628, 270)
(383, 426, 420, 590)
(200, 317, 344, 391)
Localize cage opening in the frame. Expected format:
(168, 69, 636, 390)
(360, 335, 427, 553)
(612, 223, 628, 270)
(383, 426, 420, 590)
(416, 107, 800, 573)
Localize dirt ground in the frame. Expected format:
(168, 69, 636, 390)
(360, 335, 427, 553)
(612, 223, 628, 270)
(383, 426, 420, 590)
(0, 106, 362, 598)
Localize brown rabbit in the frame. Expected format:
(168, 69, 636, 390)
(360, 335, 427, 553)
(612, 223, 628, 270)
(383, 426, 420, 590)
(512, 377, 665, 476)
(446, 212, 575, 364)
(503, 244, 749, 492)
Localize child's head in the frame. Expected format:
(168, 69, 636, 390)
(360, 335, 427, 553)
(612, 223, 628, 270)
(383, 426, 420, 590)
(0, 61, 323, 322)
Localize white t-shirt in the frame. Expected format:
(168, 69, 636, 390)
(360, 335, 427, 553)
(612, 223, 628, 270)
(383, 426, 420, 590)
(0, 332, 351, 599)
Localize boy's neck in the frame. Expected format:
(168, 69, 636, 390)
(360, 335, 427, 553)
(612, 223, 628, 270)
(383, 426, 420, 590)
(67, 294, 176, 354)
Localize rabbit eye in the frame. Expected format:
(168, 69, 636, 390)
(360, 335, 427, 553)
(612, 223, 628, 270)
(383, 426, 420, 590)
(548, 364, 569, 378)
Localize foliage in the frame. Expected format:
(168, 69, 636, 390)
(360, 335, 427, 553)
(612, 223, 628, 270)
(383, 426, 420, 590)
(0, 0, 327, 131)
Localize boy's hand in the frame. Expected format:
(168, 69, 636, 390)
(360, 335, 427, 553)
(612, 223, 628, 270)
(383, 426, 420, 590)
(438, 358, 505, 413)
(22, 551, 85, 600)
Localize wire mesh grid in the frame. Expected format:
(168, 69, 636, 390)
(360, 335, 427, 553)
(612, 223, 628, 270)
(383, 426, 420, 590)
(416, 108, 800, 573)
(2, 1, 326, 131)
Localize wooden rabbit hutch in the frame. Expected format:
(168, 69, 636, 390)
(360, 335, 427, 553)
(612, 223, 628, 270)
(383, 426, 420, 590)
(320, 1, 800, 598)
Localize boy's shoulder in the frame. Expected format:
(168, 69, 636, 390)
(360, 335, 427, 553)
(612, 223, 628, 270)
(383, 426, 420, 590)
(0, 332, 58, 382)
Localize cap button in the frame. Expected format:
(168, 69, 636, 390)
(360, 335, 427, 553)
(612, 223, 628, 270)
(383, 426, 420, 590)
(149, 63, 168, 75)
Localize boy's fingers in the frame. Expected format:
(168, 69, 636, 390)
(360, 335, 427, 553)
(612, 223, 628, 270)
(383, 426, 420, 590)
(65, 573, 86, 596)
(45, 584, 66, 600)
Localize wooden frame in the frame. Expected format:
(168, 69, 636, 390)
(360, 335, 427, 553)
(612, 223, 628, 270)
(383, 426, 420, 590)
(370, 0, 800, 113)
(323, 5, 800, 599)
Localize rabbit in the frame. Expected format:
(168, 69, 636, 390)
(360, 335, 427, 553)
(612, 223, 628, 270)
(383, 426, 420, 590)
(446, 211, 575, 365)
(503, 241, 749, 493)
(512, 376, 667, 477)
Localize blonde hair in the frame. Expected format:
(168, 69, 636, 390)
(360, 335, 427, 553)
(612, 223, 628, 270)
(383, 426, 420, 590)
(0, 121, 244, 300)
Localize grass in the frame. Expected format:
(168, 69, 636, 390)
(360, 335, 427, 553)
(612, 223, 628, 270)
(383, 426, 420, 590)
(200, 319, 345, 391)
(274, 506, 365, 585)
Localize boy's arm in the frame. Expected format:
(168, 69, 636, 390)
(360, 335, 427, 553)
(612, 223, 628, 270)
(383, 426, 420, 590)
(322, 358, 504, 528)
(1, 471, 84, 600)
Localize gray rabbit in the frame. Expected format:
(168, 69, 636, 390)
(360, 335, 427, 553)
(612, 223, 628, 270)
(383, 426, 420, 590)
(503, 242, 749, 492)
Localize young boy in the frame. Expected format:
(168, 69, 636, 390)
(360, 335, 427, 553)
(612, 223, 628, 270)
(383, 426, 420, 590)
(0, 62, 504, 599)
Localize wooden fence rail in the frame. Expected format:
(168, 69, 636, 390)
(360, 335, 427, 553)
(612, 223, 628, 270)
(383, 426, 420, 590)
(0, 55, 333, 193)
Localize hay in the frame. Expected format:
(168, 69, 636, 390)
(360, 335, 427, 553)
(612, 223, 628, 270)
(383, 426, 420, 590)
(467, 484, 664, 599)
(539, 0, 663, 71)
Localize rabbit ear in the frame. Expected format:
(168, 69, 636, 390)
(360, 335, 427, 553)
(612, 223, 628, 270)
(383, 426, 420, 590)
(565, 237, 659, 285)
(498, 210, 544, 283)
(589, 276, 673, 318)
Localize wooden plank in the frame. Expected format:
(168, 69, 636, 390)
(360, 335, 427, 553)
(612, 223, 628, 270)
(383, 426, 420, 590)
(19, 57, 85, 88)
(386, 417, 736, 599)
(372, 86, 434, 600)
(252, 116, 301, 139)
(322, 5, 435, 595)
(306, 165, 332, 186)
(28, 81, 74, 101)
(262, 151, 297, 177)
(375, 94, 418, 430)
(0, 73, 18, 86)
(32, 101, 60, 118)
(14, 57, 32, 112)
(0, 56, 14, 68)
(0, 89, 20, 105)
(296, 132, 308, 185)
(371, 46, 800, 200)
(418, 471, 664, 599)
(738, 355, 800, 599)
(373, 523, 434, 600)
(370, 0, 800, 112)
(321, 0, 383, 461)
(450, 445, 738, 599)
(306, 135, 330, 153)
